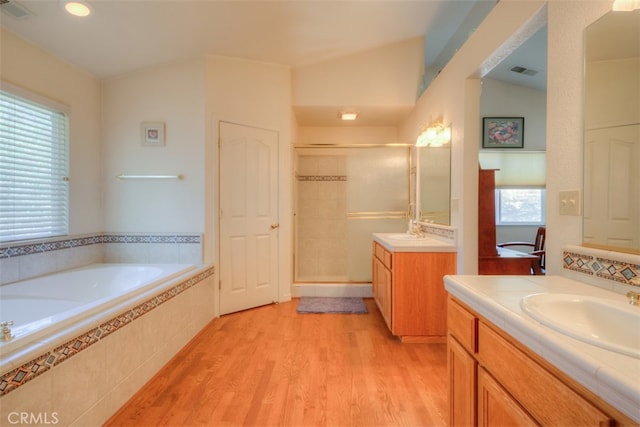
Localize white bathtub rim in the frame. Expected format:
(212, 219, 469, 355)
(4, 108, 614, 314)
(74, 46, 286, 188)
(0, 263, 207, 374)
(0, 263, 196, 355)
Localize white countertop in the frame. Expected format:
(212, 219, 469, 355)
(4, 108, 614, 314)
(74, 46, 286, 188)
(373, 233, 457, 253)
(444, 275, 640, 423)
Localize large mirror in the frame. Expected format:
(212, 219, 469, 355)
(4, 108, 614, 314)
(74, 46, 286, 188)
(583, 10, 640, 253)
(417, 145, 451, 225)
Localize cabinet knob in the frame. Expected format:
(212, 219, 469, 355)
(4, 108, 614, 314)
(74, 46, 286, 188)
(270, 223, 280, 229)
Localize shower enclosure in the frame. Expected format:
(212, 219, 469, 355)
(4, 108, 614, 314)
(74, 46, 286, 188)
(294, 145, 411, 283)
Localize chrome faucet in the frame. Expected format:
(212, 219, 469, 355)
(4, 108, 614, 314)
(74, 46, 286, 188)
(627, 291, 640, 306)
(1, 321, 14, 341)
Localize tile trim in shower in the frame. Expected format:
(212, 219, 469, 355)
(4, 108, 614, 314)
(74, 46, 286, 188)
(296, 175, 347, 181)
(0, 233, 202, 259)
(0, 265, 215, 396)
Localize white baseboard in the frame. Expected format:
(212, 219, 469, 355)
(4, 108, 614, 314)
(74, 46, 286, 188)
(292, 283, 373, 298)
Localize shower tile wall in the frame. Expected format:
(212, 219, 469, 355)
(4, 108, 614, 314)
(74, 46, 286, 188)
(296, 155, 348, 281)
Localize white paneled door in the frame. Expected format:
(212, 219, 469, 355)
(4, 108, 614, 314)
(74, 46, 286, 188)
(219, 121, 279, 315)
(584, 125, 640, 249)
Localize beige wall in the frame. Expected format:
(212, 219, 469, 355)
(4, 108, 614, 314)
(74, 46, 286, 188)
(205, 55, 293, 301)
(101, 59, 206, 234)
(545, 0, 613, 274)
(0, 29, 103, 236)
(480, 78, 547, 151)
(398, 0, 617, 275)
(1, 0, 624, 280)
(293, 37, 423, 108)
(296, 126, 399, 145)
(400, 0, 548, 274)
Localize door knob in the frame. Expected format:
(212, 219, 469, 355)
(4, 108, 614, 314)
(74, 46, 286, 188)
(270, 223, 280, 229)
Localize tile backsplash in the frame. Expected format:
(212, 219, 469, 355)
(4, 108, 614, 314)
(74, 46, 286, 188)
(562, 244, 640, 294)
(0, 233, 203, 285)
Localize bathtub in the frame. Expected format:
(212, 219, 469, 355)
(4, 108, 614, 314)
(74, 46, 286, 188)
(0, 262, 216, 423)
(0, 263, 196, 367)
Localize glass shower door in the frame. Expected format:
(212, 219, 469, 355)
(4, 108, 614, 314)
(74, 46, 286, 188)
(294, 146, 410, 283)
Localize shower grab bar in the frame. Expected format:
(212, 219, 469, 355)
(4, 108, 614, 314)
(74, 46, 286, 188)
(347, 211, 408, 220)
(117, 174, 184, 180)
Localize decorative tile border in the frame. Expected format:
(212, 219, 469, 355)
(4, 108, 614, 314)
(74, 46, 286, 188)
(420, 223, 455, 241)
(563, 246, 639, 287)
(296, 175, 347, 182)
(0, 265, 215, 396)
(0, 235, 102, 259)
(0, 233, 202, 259)
(562, 250, 595, 276)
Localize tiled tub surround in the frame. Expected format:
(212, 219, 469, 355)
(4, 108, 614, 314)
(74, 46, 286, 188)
(562, 244, 640, 294)
(0, 232, 203, 285)
(0, 263, 216, 426)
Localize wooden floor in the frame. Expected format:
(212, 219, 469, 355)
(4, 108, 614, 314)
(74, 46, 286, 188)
(105, 299, 448, 426)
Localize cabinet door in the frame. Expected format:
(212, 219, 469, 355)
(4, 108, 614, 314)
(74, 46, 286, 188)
(372, 256, 392, 329)
(478, 322, 612, 426)
(372, 255, 379, 305)
(448, 336, 477, 427)
(478, 368, 537, 427)
(382, 264, 392, 328)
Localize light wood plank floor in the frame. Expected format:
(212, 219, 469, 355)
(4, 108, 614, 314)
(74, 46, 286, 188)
(105, 299, 448, 426)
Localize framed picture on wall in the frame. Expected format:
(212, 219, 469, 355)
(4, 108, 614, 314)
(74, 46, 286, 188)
(482, 117, 524, 148)
(141, 122, 165, 147)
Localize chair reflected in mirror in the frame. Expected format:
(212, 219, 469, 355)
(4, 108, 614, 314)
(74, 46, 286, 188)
(497, 227, 546, 275)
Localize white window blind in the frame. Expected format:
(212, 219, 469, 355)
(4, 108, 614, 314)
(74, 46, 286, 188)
(479, 151, 546, 188)
(0, 87, 69, 243)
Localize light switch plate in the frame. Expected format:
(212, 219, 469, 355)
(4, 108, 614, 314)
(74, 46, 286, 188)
(559, 190, 581, 216)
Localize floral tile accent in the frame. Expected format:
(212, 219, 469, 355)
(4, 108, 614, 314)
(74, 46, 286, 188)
(0, 265, 215, 396)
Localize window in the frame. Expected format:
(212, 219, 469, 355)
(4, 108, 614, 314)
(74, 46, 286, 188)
(0, 86, 69, 243)
(495, 188, 546, 226)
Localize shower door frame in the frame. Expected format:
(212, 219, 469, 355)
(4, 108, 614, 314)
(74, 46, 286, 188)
(292, 143, 414, 284)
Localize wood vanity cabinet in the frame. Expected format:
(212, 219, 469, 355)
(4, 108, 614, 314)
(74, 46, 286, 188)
(447, 296, 635, 426)
(372, 241, 456, 342)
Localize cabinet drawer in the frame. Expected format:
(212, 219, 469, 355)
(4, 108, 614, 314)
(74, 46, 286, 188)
(374, 242, 392, 269)
(447, 297, 477, 353)
(477, 322, 612, 426)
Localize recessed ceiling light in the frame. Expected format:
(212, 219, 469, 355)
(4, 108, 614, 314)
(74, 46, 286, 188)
(340, 112, 358, 121)
(61, 0, 92, 17)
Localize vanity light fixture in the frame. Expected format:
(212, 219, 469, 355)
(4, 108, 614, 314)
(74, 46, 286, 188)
(339, 112, 358, 121)
(416, 123, 451, 147)
(61, 0, 92, 17)
(612, 0, 640, 11)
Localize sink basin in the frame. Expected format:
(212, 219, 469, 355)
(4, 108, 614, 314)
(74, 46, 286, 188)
(383, 233, 427, 241)
(521, 293, 640, 359)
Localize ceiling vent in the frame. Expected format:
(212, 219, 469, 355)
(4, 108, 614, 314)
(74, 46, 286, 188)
(510, 66, 539, 77)
(0, 0, 35, 19)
